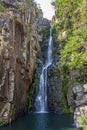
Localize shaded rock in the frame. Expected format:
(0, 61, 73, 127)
(73, 85, 83, 94)
(48, 58, 63, 113)
(72, 83, 87, 128)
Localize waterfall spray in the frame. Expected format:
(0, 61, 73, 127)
(35, 26, 53, 113)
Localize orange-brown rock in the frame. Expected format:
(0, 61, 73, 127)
(0, 0, 45, 124)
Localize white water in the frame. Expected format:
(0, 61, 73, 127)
(35, 26, 53, 113)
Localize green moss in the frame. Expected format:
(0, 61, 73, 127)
(28, 72, 38, 110)
(0, 5, 6, 13)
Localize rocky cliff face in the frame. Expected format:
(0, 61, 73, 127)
(0, 0, 49, 125)
(48, 44, 63, 113)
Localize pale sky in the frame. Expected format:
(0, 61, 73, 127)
(35, 0, 55, 20)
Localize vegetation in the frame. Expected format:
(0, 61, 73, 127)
(0, 120, 7, 127)
(14, 2, 25, 12)
(52, 0, 87, 112)
(26, 0, 34, 6)
(39, 28, 50, 43)
(28, 72, 38, 110)
(0, 5, 6, 13)
(79, 116, 87, 130)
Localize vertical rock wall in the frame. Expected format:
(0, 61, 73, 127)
(0, 0, 44, 125)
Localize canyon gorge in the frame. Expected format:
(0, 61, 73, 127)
(0, 0, 87, 130)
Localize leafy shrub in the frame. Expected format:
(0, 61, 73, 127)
(52, 0, 87, 112)
(79, 115, 87, 130)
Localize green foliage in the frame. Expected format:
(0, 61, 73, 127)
(52, 0, 87, 113)
(26, 0, 34, 6)
(79, 115, 87, 130)
(60, 28, 87, 70)
(36, 5, 42, 16)
(52, 24, 59, 45)
(39, 28, 50, 43)
(0, 120, 7, 127)
(0, 5, 6, 13)
(14, 2, 25, 12)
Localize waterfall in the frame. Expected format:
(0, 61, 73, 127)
(34, 26, 53, 113)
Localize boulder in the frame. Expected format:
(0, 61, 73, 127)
(72, 83, 87, 128)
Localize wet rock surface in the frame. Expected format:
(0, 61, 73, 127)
(47, 43, 63, 113)
(48, 65, 63, 113)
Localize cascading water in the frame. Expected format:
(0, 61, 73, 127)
(35, 26, 53, 113)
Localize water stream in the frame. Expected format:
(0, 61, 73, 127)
(35, 26, 53, 113)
